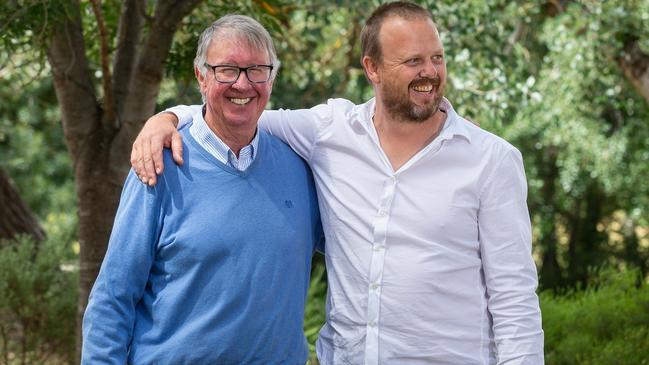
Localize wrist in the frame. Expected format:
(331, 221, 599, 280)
(159, 111, 179, 128)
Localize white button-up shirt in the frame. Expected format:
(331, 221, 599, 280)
(173, 97, 544, 364)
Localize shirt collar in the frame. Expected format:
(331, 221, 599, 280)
(352, 97, 473, 144)
(189, 105, 259, 164)
(437, 98, 472, 144)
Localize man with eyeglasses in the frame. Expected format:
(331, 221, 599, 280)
(81, 15, 322, 365)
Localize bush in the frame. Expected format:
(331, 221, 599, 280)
(541, 268, 649, 365)
(304, 259, 327, 364)
(0, 235, 77, 364)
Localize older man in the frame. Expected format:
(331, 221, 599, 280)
(132, 2, 544, 364)
(81, 15, 322, 365)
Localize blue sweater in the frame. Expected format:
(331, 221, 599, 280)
(82, 128, 322, 365)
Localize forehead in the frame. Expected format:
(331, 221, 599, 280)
(206, 34, 270, 64)
(378, 16, 443, 59)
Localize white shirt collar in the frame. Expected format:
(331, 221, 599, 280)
(350, 97, 473, 145)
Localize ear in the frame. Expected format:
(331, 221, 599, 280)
(362, 55, 381, 84)
(195, 66, 208, 94)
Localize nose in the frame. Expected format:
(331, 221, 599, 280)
(231, 71, 253, 90)
(419, 59, 438, 78)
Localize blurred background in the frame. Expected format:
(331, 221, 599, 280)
(1, 0, 648, 364)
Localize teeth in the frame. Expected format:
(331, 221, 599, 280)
(412, 84, 433, 92)
(229, 98, 251, 105)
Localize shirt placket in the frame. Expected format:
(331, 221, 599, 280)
(364, 174, 397, 365)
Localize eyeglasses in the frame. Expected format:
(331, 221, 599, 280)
(204, 63, 274, 83)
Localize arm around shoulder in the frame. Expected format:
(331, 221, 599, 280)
(131, 105, 201, 185)
(258, 100, 341, 161)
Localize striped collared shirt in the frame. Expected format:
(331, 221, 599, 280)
(188, 106, 258, 171)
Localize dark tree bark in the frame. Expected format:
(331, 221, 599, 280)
(45, 0, 203, 359)
(566, 184, 608, 288)
(0, 168, 45, 243)
(537, 147, 562, 290)
(619, 36, 649, 104)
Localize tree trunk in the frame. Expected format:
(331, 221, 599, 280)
(0, 168, 45, 243)
(538, 147, 561, 290)
(73, 124, 127, 361)
(46, 0, 203, 360)
(566, 184, 607, 287)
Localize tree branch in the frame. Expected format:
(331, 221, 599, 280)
(121, 0, 203, 125)
(618, 37, 649, 104)
(0, 168, 46, 243)
(46, 0, 99, 160)
(112, 0, 145, 125)
(112, 0, 202, 166)
(90, 0, 115, 124)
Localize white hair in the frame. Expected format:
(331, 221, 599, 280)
(194, 14, 280, 79)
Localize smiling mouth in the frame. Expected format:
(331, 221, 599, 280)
(412, 84, 433, 92)
(229, 97, 251, 105)
(410, 77, 439, 93)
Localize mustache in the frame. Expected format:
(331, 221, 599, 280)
(409, 77, 440, 88)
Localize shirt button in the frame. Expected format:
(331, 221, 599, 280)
(378, 209, 387, 217)
(373, 245, 385, 252)
(368, 321, 376, 327)
(370, 283, 380, 290)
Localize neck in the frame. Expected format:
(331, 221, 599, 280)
(204, 114, 256, 157)
(372, 101, 447, 171)
(373, 101, 446, 141)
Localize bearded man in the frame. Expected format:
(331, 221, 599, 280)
(130, 2, 544, 364)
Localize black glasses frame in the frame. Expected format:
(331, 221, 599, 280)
(204, 63, 274, 83)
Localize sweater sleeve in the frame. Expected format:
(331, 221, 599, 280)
(81, 170, 163, 365)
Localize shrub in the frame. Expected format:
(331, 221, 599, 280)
(541, 268, 649, 365)
(304, 259, 327, 363)
(0, 235, 77, 364)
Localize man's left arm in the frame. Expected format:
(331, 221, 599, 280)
(478, 148, 544, 364)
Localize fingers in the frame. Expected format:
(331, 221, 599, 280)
(150, 134, 165, 177)
(170, 131, 184, 165)
(129, 111, 183, 186)
(141, 138, 157, 186)
(130, 141, 146, 183)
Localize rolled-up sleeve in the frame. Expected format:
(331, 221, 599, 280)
(478, 148, 544, 364)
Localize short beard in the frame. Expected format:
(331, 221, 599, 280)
(382, 77, 443, 123)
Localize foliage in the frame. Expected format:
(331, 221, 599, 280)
(541, 268, 649, 365)
(0, 235, 78, 365)
(0, 58, 77, 253)
(304, 259, 327, 356)
(0, 0, 648, 362)
(506, 0, 649, 288)
(0, 75, 75, 217)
